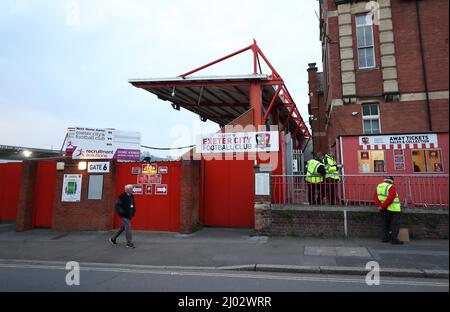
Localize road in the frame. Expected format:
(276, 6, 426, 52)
(0, 260, 447, 292)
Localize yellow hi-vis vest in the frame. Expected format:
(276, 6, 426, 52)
(324, 154, 340, 180)
(305, 159, 324, 184)
(376, 182, 401, 212)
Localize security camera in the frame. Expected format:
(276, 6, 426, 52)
(352, 112, 359, 116)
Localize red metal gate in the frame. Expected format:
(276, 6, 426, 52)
(203, 159, 254, 228)
(32, 161, 57, 228)
(0, 163, 23, 221)
(114, 162, 181, 232)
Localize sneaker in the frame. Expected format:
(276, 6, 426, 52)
(382, 239, 390, 243)
(391, 239, 404, 245)
(126, 243, 136, 249)
(108, 237, 117, 245)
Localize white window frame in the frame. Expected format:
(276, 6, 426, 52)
(356, 13, 376, 69)
(362, 103, 381, 134)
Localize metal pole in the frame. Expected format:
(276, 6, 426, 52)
(343, 210, 348, 238)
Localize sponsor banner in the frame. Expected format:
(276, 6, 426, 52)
(62, 174, 82, 202)
(65, 127, 141, 161)
(87, 162, 110, 173)
(359, 133, 438, 150)
(196, 131, 279, 154)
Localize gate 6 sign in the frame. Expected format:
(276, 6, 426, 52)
(87, 162, 110, 173)
(155, 184, 168, 195)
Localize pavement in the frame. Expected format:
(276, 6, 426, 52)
(0, 223, 448, 279)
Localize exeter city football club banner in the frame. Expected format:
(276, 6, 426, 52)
(65, 127, 141, 160)
(196, 131, 279, 154)
(359, 133, 438, 150)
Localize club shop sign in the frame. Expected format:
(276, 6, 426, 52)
(197, 131, 279, 154)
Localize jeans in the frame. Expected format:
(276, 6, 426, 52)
(111, 218, 133, 244)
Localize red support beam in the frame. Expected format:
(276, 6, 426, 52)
(179, 44, 253, 78)
(262, 86, 282, 124)
(283, 106, 294, 131)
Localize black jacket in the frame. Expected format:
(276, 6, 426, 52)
(115, 192, 136, 219)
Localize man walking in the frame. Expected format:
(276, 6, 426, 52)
(305, 153, 326, 205)
(374, 176, 403, 245)
(109, 184, 136, 248)
(323, 151, 340, 205)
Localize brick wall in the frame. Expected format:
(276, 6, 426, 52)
(179, 160, 200, 233)
(308, 64, 329, 154)
(16, 160, 38, 232)
(51, 158, 116, 232)
(392, 0, 449, 93)
(255, 206, 449, 239)
(312, 0, 449, 146)
(325, 2, 343, 105)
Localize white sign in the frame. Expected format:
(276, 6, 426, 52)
(359, 133, 438, 150)
(62, 174, 82, 202)
(292, 159, 299, 173)
(87, 162, 110, 173)
(65, 127, 141, 160)
(255, 173, 270, 196)
(197, 131, 279, 154)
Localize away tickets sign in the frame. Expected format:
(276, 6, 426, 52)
(197, 131, 279, 154)
(359, 133, 438, 148)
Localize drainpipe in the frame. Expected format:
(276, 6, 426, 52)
(415, 0, 433, 131)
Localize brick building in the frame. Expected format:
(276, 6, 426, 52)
(308, 0, 449, 155)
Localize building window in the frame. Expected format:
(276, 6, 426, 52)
(358, 150, 386, 173)
(356, 14, 376, 69)
(412, 149, 444, 173)
(362, 103, 381, 134)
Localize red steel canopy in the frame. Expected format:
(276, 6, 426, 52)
(129, 40, 311, 150)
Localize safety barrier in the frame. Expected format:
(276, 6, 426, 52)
(271, 174, 449, 208)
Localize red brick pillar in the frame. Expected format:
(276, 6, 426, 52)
(16, 160, 38, 232)
(179, 160, 200, 234)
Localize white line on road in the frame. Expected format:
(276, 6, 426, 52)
(0, 263, 447, 288)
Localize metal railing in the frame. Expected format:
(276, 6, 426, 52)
(271, 174, 449, 208)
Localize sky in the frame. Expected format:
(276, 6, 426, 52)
(0, 0, 322, 158)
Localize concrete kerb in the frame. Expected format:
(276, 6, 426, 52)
(0, 259, 448, 279)
(219, 264, 449, 279)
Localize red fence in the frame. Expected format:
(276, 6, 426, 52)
(272, 174, 449, 208)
